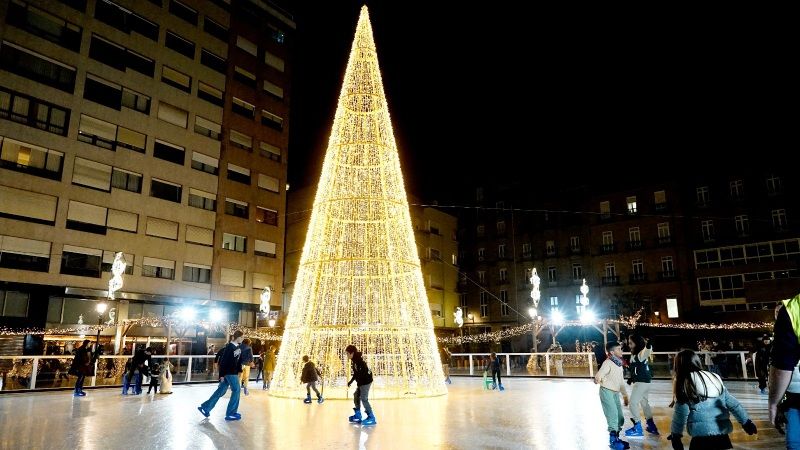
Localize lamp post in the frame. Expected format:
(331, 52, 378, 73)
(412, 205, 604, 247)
(654, 311, 662, 323)
(95, 301, 107, 353)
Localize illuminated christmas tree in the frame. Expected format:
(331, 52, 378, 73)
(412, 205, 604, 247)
(270, 6, 446, 399)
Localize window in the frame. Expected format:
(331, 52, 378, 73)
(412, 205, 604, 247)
(256, 206, 278, 226)
(153, 139, 185, 165)
(157, 102, 188, 128)
(183, 264, 211, 283)
(1, 291, 29, 317)
(626, 196, 637, 214)
(0, 136, 63, 180)
(546, 240, 556, 256)
(232, 97, 255, 118)
(629, 227, 641, 242)
(220, 268, 244, 287)
(696, 186, 710, 205)
(161, 65, 191, 93)
(570, 236, 580, 252)
(72, 157, 111, 191)
(191, 152, 219, 175)
(261, 109, 283, 130)
(257, 174, 280, 193)
(234, 66, 257, 88)
(203, 17, 229, 42)
(264, 51, 285, 72)
(169, 0, 197, 25)
(476, 225, 485, 237)
(661, 256, 674, 273)
(77, 114, 116, 150)
(604, 262, 616, 277)
(522, 243, 531, 257)
(654, 190, 667, 209)
(236, 35, 257, 57)
(701, 220, 715, 242)
(145, 217, 178, 240)
(479, 292, 489, 318)
(254, 240, 276, 257)
(500, 291, 509, 316)
(602, 231, 613, 246)
(429, 248, 441, 261)
(0, 87, 70, 136)
(0, 40, 76, 93)
(165, 31, 195, 58)
(222, 233, 246, 252)
(82, 74, 121, 109)
(730, 180, 744, 199)
(496, 220, 506, 234)
(548, 266, 556, 282)
(549, 296, 558, 307)
(188, 189, 216, 211)
(735, 215, 749, 236)
(632, 259, 644, 275)
(229, 129, 253, 150)
(60, 245, 102, 277)
(478, 271, 485, 284)
(66, 201, 107, 234)
(477, 248, 485, 261)
(116, 126, 145, 152)
(428, 221, 440, 235)
(263, 80, 284, 99)
(58, 0, 87, 11)
(185, 225, 213, 246)
(200, 49, 226, 74)
(106, 208, 137, 232)
(259, 142, 281, 161)
(227, 163, 251, 184)
(452, 254, 458, 265)
(773, 209, 787, 231)
(195, 116, 222, 140)
(0, 235, 51, 271)
(7, 1, 82, 51)
(0, 185, 58, 225)
(767, 175, 782, 195)
(89, 34, 154, 76)
(121, 87, 150, 114)
(94, 0, 158, 40)
(600, 201, 610, 218)
(267, 23, 285, 44)
(572, 263, 582, 280)
(225, 198, 248, 218)
(142, 256, 175, 279)
(499, 268, 507, 282)
(198, 82, 224, 107)
(497, 244, 506, 259)
(150, 178, 181, 203)
(110, 167, 141, 193)
(658, 222, 671, 243)
(698, 275, 745, 301)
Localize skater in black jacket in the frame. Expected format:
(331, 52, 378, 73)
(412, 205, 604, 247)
(300, 355, 324, 404)
(346, 344, 375, 426)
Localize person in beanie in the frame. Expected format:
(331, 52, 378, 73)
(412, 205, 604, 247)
(346, 344, 375, 425)
(594, 341, 630, 449)
(198, 331, 245, 421)
(624, 335, 659, 437)
(300, 355, 324, 404)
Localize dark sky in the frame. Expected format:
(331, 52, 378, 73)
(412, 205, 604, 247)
(283, 2, 789, 202)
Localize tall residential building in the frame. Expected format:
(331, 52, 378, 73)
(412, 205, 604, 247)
(0, 0, 294, 353)
(284, 188, 461, 334)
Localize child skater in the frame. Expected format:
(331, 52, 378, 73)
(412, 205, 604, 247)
(624, 334, 659, 437)
(668, 349, 757, 450)
(300, 355, 324, 404)
(594, 341, 630, 449)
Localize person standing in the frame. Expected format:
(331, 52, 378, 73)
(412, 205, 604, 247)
(68, 340, 92, 397)
(768, 295, 800, 448)
(441, 346, 452, 384)
(624, 335, 659, 437)
(594, 341, 630, 449)
(549, 343, 565, 376)
(255, 349, 265, 385)
(346, 344, 375, 425)
(198, 331, 244, 421)
(147, 363, 160, 394)
(753, 334, 772, 395)
(159, 359, 174, 394)
(126, 347, 152, 395)
(484, 352, 504, 391)
(263, 345, 276, 390)
(239, 338, 254, 395)
(300, 355, 324, 404)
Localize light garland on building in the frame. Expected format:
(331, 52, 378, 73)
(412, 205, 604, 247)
(635, 322, 773, 330)
(269, 6, 446, 400)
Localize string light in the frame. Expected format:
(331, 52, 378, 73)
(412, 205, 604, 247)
(270, 6, 446, 400)
(635, 322, 773, 330)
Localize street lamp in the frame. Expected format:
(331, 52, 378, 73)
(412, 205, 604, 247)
(95, 301, 108, 351)
(654, 311, 662, 323)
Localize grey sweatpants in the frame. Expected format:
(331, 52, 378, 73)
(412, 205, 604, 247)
(629, 382, 653, 420)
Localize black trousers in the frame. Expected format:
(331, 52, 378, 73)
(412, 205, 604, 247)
(689, 434, 732, 450)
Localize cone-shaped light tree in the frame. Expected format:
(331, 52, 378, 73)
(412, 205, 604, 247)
(270, 6, 446, 399)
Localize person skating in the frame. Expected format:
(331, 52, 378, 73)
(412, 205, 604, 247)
(624, 334, 659, 437)
(126, 347, 152, 395)
(300, 355, 324, 404)
(239, 338, 254, 395)
(441, 346, 452, 384)
(668, 349, 757, 450)
(159, 359, 174, 394)
(198, 331, 245, 421)
(147, 362, 160, 394)
(346, 344, 375, 425)
(594, 341, 630, 449)
(263, 345, 276, 390)
(752, 334, 772, 395)
(68, 339, 92, 397)
(484, 352, 504, 390)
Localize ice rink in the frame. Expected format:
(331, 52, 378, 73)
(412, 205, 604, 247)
(0, 377, 783, 449)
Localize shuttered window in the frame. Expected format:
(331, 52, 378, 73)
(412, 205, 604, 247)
(186, 225, 213, 246)
(254, 240, 276, 257)
(145, 217, 178, 240)
(106, 209, 138, 232)
(220, 267, 244, 287)
(72, 157, 111, 191)
(0, 186, 57, 224)
(257, 174, 279, 193)
(157, 101, 188, 128)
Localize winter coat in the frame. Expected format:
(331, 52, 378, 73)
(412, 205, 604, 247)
(484, 356, 501, 372)
(670, 371, 750, 437)
(348, 352, 373, 386)
(69, 346, 92, 376)
(240, 344, 254, 366)
(264, 350, 276, 372)
(301, 361, 320, 383)
(218, 342, 242, 377)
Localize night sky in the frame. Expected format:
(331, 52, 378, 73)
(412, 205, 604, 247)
(284, 2, 788, 202)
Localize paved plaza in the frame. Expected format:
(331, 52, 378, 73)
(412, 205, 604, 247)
(0, 378, 784, 449)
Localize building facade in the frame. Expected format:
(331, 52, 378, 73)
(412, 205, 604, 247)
(0, 0, 294, 354)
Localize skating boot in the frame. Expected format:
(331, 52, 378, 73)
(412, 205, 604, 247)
(361, 413, 377, 426)
(498, 383, 505, 391)
(624, 419, 643, 437)
(609, 431, 629, 449)
(491, 382, 497, 390)
(348, 408, 362, 423)
(645, 418, 660, 435)
(303, 394, 312, 404)
(317, 395, 324, 404)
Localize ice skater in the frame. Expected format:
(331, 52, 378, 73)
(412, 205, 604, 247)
(147, 362, 160, 394)
(624, 334, 659, 437)
(441, 346, 452, 384)
(300, 355, 324, 404)
(198, 331, 244, 421)
(159, 359, 174, 394)
(594, 341, 630, 449)
(484, 352, 504, 390)
(239, 338, 254, 395)
(263, 345, 276, 390)
(346, 344, 375, 426)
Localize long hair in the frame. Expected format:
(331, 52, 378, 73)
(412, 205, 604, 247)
(629, 334, 647, 355)
(673, 349, 713, 404)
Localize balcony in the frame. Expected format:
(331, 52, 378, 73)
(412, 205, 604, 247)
(572, 277, 585, 285)
(545, 249, 558, 258)
(568, 246, 582, 255)
(657, 236, 672, 247)
(599, 243, 616, 254)
(521, 251, 532, 260)
(629, 272, 648, 284)
(601, 276, 620, 286)
(654, 202, 668, 211)
(625, 240, 643, 251)
(658, 270, 677, 281)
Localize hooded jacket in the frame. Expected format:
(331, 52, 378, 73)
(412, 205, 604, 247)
(670, 371, 750, 437)
(301, 361, 320, 383)
(348, 352, 373, 386)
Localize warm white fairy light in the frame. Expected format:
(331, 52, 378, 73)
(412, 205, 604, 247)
(269, 6, 446, 400)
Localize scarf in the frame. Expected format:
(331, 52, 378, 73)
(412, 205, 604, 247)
(609, 354, 624, 367)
